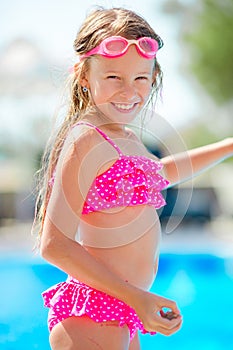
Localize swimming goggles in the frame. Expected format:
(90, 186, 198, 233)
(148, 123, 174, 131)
(79, 36, 163, 60)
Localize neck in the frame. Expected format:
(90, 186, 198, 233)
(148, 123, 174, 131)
(83, 108, 128, 136)
(103, 122, 126, 133)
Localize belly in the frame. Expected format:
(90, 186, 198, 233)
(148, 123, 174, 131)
(77, 205, 161, 290)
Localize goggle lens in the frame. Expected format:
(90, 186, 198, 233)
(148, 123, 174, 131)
(105, 39, 127, 54)
(139, 38, 157, 53)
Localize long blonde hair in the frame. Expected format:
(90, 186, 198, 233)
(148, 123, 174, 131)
(33, 7, 164, 243)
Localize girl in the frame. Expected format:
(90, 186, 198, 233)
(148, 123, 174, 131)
(35, 7, 233, 350)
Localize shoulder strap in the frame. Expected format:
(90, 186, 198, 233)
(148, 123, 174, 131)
(73, 121, 123, 156)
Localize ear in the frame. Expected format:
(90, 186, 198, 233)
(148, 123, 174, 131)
(74, 62, 90, 88)
(80, 77, 90, 89)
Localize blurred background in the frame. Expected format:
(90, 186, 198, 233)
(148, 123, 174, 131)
(0, 0, 232, 349)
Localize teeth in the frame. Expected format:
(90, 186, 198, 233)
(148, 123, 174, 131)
(114, 103, 135, 110)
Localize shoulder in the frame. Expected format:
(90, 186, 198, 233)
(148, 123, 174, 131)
(52, 122, 106, 208)
(69, 123, 97, 148)
(65, 122, 105, 159)
(62, 122, 116, 179)
(54, 123, 101, 183)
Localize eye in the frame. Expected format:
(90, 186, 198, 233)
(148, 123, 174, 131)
(136, 76, 148, 81)
(107, 75, 120, 80)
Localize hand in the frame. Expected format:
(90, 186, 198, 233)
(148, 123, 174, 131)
(133, 290, 182, 336)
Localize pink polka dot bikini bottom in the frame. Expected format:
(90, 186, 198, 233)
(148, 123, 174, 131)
(42, 276, 156, 340)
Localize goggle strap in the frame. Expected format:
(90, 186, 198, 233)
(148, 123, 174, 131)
(79, 36, 163, 60)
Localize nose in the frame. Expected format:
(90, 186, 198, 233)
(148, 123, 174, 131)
(119, 81, 136, 100)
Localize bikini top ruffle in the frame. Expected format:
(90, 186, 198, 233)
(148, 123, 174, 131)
(82, 154, 169, 214)
(49, 121, 169, 215)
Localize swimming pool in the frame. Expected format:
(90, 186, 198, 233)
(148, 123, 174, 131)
(0, 253, 232, 349)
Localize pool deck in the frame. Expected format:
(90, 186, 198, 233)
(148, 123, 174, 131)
(0, 218, 233, 258)
(160, 218, 233, 257)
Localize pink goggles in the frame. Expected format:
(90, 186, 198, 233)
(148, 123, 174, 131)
(79, 36, 163, 60)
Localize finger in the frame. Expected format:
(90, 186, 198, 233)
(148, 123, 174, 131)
(156, 318, 182, 336)
(155, 316, 183, 335)
(158, 297, 181, 316)
(154, 312, 182, 330)
(142, 313, 182, 335)
(160, 310, 179, 320)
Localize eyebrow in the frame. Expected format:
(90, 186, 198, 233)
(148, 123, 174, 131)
(104, 71, 152, 75)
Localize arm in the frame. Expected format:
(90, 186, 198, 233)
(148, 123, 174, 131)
(41, 130, 138, 303)
(42, 221, 182, 334)
(161, 138, 233, 187)
(40, 127, 182, 335)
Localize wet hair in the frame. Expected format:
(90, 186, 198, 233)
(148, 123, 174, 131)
(33, 7, 164, 243)
(71, 7, 163, 116)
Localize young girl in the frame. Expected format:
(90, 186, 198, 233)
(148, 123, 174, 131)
(35, 7, 233, 350)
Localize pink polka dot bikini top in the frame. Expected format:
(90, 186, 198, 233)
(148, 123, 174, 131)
(49, 121, 169, 215)
(76, 122, 169, 214)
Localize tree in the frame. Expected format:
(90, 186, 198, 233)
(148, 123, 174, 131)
(182, 0, 233, 104)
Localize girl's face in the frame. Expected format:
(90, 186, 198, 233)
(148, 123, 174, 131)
(84, 45, 155, 124)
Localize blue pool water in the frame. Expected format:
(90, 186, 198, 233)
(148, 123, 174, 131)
(0, 253, 233, 349)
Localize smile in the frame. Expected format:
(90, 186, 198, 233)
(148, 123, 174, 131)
(111, 102, 138, 112)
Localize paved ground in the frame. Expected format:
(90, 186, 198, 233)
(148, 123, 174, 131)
(160, 218, 233, 257)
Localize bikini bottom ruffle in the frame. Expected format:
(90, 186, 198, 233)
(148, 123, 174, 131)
(42, 276, 156, 340)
